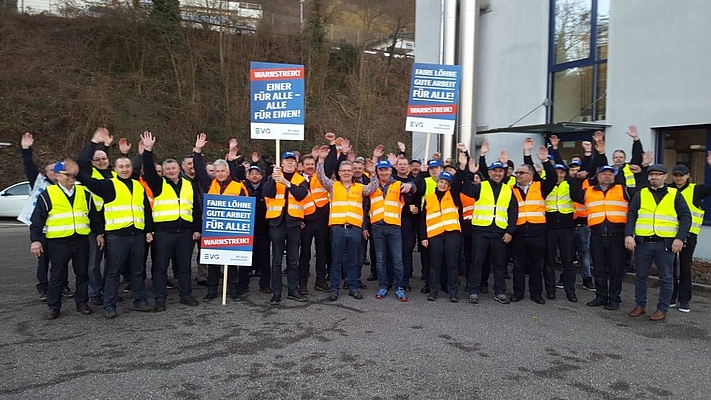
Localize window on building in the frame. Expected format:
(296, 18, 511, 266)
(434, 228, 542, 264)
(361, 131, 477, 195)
(549, 0, 608, 123)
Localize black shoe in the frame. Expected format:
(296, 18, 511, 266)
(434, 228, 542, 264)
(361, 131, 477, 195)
(133, 302, 153, 312)
(421, 285, 430, 294)
(180, 297, 199, 306)
(510, 294, 522, 303)
(90, 296, 103, 306)
(358, 280, 367, 290)
(203, 292, 218, 302)
(604, 302, 619, 311)
(259, 287, 273, 294)
(342, 281, 348, 290)
(404, 285, 412, 292)
(104, 307, 118, 319)
(547, 292, 556, 300)
(349, 290, 363, 300)
(328, 291, 338, 301)
(122, 284, 132, 293)
(62, 286, 75, 298)
(314, 282, 329, 292)
(230, 293, 244, 302)
(582, 280, 596, 292)
(531, 297, 546, 305)
(166, 280, 177, 289)
(270, 295, 282, 305)
(586, 298, 607, 307)
(567, 294, 578, 303)
(287, 293, 308, 302)
(366, 274, 378, 281)
(47, 308, 60, 320)
(450, 296, 458, 303)
(154, 302, 166, 312)
(38, 291, 48, 302)
(555, 277, 565, 289)
(427, 294, 436, 301)
(196, 279, 207, 287)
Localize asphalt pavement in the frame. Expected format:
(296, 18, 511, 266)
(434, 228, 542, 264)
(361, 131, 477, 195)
(1, 224, 709, 399)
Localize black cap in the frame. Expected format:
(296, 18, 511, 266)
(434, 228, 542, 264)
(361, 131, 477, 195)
(647, 164, 668, 174)
(672, 164, 690, 175)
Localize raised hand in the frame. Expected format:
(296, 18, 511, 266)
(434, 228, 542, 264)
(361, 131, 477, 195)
(251, 152, 260, 164)
(626, 125, 639, 141)
(642, 150, 654, 166)
(458, 150, 467, 168)
(594, 137, 605, 154)
(593, 130, 604, 143)
(140, 131, 155, 152)
(387, 153, 397, 165)
(536, 145, 549, 162)
(194, 133, 207, 152)
(20, 132, 34, 149)
(311, 145, 320, 159)
(92, 127, 110, 144)
(576, 170, 589, 179)
(628, 164, 642, 174)
(318, 145, 330, 160)
(582, 141, 593, 153)
(229, 138, 239, 152)
(523, 138, 535, 154)
(432, 151, 441, 160)
(372, 144, 385, 159)
(480, 141, 489, 155)
(549, 134, 560, 149)
(365, 158, 375, 175)
(456, 142, 467, 152)
(118, 138, 132, 154)
(467, 158, 479, 174)
(324, 132, 336, 144)
(104, 133, 114, 147)
(499, 149, 509, 165)
(397, 141, 406, 153)
(341, 139, 352, 154)
(347, 152, 356, 162)
(226, 147, 239, 161)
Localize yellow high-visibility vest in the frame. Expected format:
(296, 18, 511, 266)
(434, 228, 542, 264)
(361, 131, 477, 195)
(634, 187, 679, 238)
(152, 178, 194, 223)
(103, 178, 145, 231)
(471, 181, 512, 229)
(546, 181, 574, 214)
(681, 184, 704, 235)
(45, 185, 91, 238)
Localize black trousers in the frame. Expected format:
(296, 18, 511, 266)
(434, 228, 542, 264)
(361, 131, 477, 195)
(590, 233, 626, 304)
(545, 228, 576, 296)
(513, 234, 546, 299)
(254, 232, 271, 290)
(270, 221, 301, 295)
(467, 232, 507, 296)
(400, 216, 416, 285)
(47, 237, 89, 310)
(428, 231, 461, 297)
(153, 230, 194, 303)
(672, 234, 697, 304)
(298, 219, 329, 286)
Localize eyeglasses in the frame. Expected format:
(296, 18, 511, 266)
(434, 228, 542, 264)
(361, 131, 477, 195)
(514, 171, 531, 175)
(93, 157, 108, 162)
(60, 173, 76, 179)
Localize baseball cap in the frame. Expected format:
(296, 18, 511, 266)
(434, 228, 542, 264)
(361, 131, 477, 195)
(647, 164, 668, 174)
(427, 159, 443, 168)
(354, 156, 365, 163)
(598, 165, 615, 174)
(672, 164, 690, 175)
(489, 161, 506, 170)
(53, 162, 67, 174)
(376, 160, 392, 169)
(247, 165, 262, 173)
(438, 171, 453, 182)
(568, 160, 582, 167)
(281, 151, 297, 160)
(410, 158, 422, 165)
(554, 164, 568, 171)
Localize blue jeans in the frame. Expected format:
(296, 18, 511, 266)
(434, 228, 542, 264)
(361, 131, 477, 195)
(372, 224, 405, 289)
(635, 240, 674, 313)
(329, 226, 362, 291)
(104, 233, 147, 309)
(574, 225, 592, 279)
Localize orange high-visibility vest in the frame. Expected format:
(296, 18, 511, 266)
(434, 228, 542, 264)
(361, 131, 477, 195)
(303, 174, 330, 215)
(139, 176, 155, 209)
(573, 179, 590, 219)
(460, 193, 475, 220)
(369, 180, 404, 226)
(328, 181, 364, 227)
(424, 190, 461, 238)
(513, 181, 546, 225)
(585, 184, 628, 226)
(208, 179, 245, 196)
(265, 173, 306, 220)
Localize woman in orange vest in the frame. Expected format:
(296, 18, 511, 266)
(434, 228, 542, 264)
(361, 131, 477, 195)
(420, 172, 462, 302)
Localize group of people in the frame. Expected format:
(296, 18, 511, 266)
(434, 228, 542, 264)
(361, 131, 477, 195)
(21, 126, 710, 321)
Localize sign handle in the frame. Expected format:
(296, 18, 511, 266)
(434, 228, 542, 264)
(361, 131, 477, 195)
(424, 133, 432, 161)
(221, 264, 228, 305)
(275, 139, 281, 168)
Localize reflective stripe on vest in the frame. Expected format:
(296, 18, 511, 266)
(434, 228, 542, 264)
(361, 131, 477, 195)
(303, 174, 330, 216)
(681, 184, 704, 235)
(513, 182, 546, 225)
(152, 178, 194, 223)
(103, 178, 145, 231)
(574, 179, 590, 219)
(424, 190, 461, 238)
(546, 180, 574, 214)
(471, 181, 512, 229)
(634, 187, 679, 238)
(369, 181, 404, 226)
(328, 181, 364, 227)
(460, 193, 475, 220)
(89, 168, 117, 211)
(622, 164, 636, 188)
(265, 173, 306, 220)
(45, 185, 91, 238)
(585, 185, 628, 227)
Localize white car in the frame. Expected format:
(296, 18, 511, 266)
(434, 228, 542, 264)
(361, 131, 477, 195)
(0, 181, 31, 218)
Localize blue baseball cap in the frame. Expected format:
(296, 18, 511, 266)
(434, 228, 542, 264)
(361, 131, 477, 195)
(410, 158, 422, 165)
(438, 171, 453, 182)
(554, 164, 568, 171)
(568, 160, 582, 167)
(53, 162, 66, 173)
(598, 165, 615, 174)
(427, 159, 443, 168)
(247, 165, 262, 173)
(376, 160, 392, 169)
(489, 161, 506, 170)
(281, 151, 297, 160)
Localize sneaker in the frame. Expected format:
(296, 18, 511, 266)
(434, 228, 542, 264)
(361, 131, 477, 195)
(375, 288, 388, 299)
(230, 293, 244, 302)
(450, 296, 458, 303)
(166, 280, 176, 289)
(395, 288, 408, 302)
(270, 295, 282, 305)
(62, 287, 75, 298)
(133, 301, 153, 312)
(494, 294, 510, 304)
(123, 284, 132, 293)
(582, 279, 596, 292)
(669, 302, 678, 308)
(328, 291, 339, 301)
(358, 280, 367, 290)
(555, 278, 564, 289)
(104, 307, 118, 319)
(90, 296, 103, 306)
(679, 303, 690, 313)
(287, 293, 308, 302)
(180, 297, 199, 306)
(349, 290, 363, 300)
(468, 294, 479, 304)
(427, 294, 436, 301)
(38, 291, 47, 302)
(420, 285, 430, 294)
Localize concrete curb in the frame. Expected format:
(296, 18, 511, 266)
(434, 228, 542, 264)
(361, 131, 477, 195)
(623, 272, 711, 298)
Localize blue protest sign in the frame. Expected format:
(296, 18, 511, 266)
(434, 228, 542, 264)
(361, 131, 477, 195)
(405, 63, 462, 135)
(200, 194, 256, 266)
(250, 61, 305, 140)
